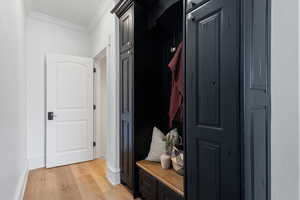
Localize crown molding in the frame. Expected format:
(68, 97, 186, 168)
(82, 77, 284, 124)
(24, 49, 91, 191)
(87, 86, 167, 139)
(88, 0, 115, 32)
(28, 11, 88, 33)
(111, 0, 133, 17)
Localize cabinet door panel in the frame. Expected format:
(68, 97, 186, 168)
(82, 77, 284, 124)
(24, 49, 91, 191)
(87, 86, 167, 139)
(185, 0, 240, 199)
(120, 50, 134, 190)
(120, 7, 134, 53)
(158, 183, 183, 200)
(139, 169, 158, 200)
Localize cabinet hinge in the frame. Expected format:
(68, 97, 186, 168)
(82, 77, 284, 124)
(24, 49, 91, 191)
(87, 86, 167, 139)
(93, 141, 96, 147)
(93, 105, 96, 110)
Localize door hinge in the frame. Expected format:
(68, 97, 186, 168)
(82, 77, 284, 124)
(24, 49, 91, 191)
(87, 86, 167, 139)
(93, 68, 96, 73)
(93, 141, 96, 147)
(93, 105, 96, 110)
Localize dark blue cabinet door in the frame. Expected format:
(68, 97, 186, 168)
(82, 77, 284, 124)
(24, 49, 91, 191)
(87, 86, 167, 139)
(120, 50, 134, 190)
(243, 0, 271, 199)
(185, 0, 241, 199)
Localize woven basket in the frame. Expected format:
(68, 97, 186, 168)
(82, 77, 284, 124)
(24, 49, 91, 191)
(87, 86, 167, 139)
(171, 147, 184, 176)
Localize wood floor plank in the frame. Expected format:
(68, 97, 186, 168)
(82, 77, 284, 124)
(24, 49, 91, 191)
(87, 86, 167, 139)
(24, 168, 58, 200)
(92, 175, 113, 194)
(76, 174, 103, 200)
(53, 166, 82, 200)
(24, 159, 133, 200)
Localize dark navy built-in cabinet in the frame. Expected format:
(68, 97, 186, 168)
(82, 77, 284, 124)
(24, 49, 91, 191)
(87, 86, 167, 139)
(112, 0, 271, 199)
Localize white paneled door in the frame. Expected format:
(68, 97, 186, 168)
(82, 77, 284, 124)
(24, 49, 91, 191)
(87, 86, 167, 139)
(46, 54, 94, 168)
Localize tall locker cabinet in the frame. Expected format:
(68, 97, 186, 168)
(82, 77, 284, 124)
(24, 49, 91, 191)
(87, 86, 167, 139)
(113, 2, 148, 195)
(119, 5, 134, 191)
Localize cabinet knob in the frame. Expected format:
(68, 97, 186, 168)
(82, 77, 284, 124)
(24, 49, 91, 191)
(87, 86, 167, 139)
(210, 80, 217, 87)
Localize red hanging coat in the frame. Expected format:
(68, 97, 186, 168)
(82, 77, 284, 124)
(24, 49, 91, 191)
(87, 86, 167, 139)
(168, 42, 184, 128)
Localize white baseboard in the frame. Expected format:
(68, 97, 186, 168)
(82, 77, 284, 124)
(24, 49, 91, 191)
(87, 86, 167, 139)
(14, 162, 29, 200)
(107, 165, 120, 185)
(95, 153, 106, 159)
(28, 156, 45, 169)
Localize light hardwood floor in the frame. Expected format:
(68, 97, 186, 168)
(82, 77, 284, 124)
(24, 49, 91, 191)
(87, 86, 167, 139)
(24, 159, 134, 200)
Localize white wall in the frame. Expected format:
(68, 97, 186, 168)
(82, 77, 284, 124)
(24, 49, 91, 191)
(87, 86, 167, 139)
(91, 0, 120, 184)
(271, 0, 299, 199)
(0, 0, 28, 199)
(26, 14, 91, 169)
(91, 2, 116, 56)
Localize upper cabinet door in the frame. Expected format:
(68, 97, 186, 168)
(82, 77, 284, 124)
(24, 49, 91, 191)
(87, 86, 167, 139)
(185, 0, 240, 199)
(120, 6, 134, 53)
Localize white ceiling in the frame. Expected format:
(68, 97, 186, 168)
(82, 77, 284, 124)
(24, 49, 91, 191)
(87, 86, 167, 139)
(30, 0, 105, 27)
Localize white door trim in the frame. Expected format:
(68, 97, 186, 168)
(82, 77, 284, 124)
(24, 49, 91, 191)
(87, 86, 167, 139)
(93, 36, 112, 160)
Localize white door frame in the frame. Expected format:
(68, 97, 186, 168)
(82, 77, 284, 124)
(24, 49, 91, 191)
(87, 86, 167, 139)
(93, 36, 112, 160)
(92, 14, 120, 185)
(106, 15, 121, 185)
